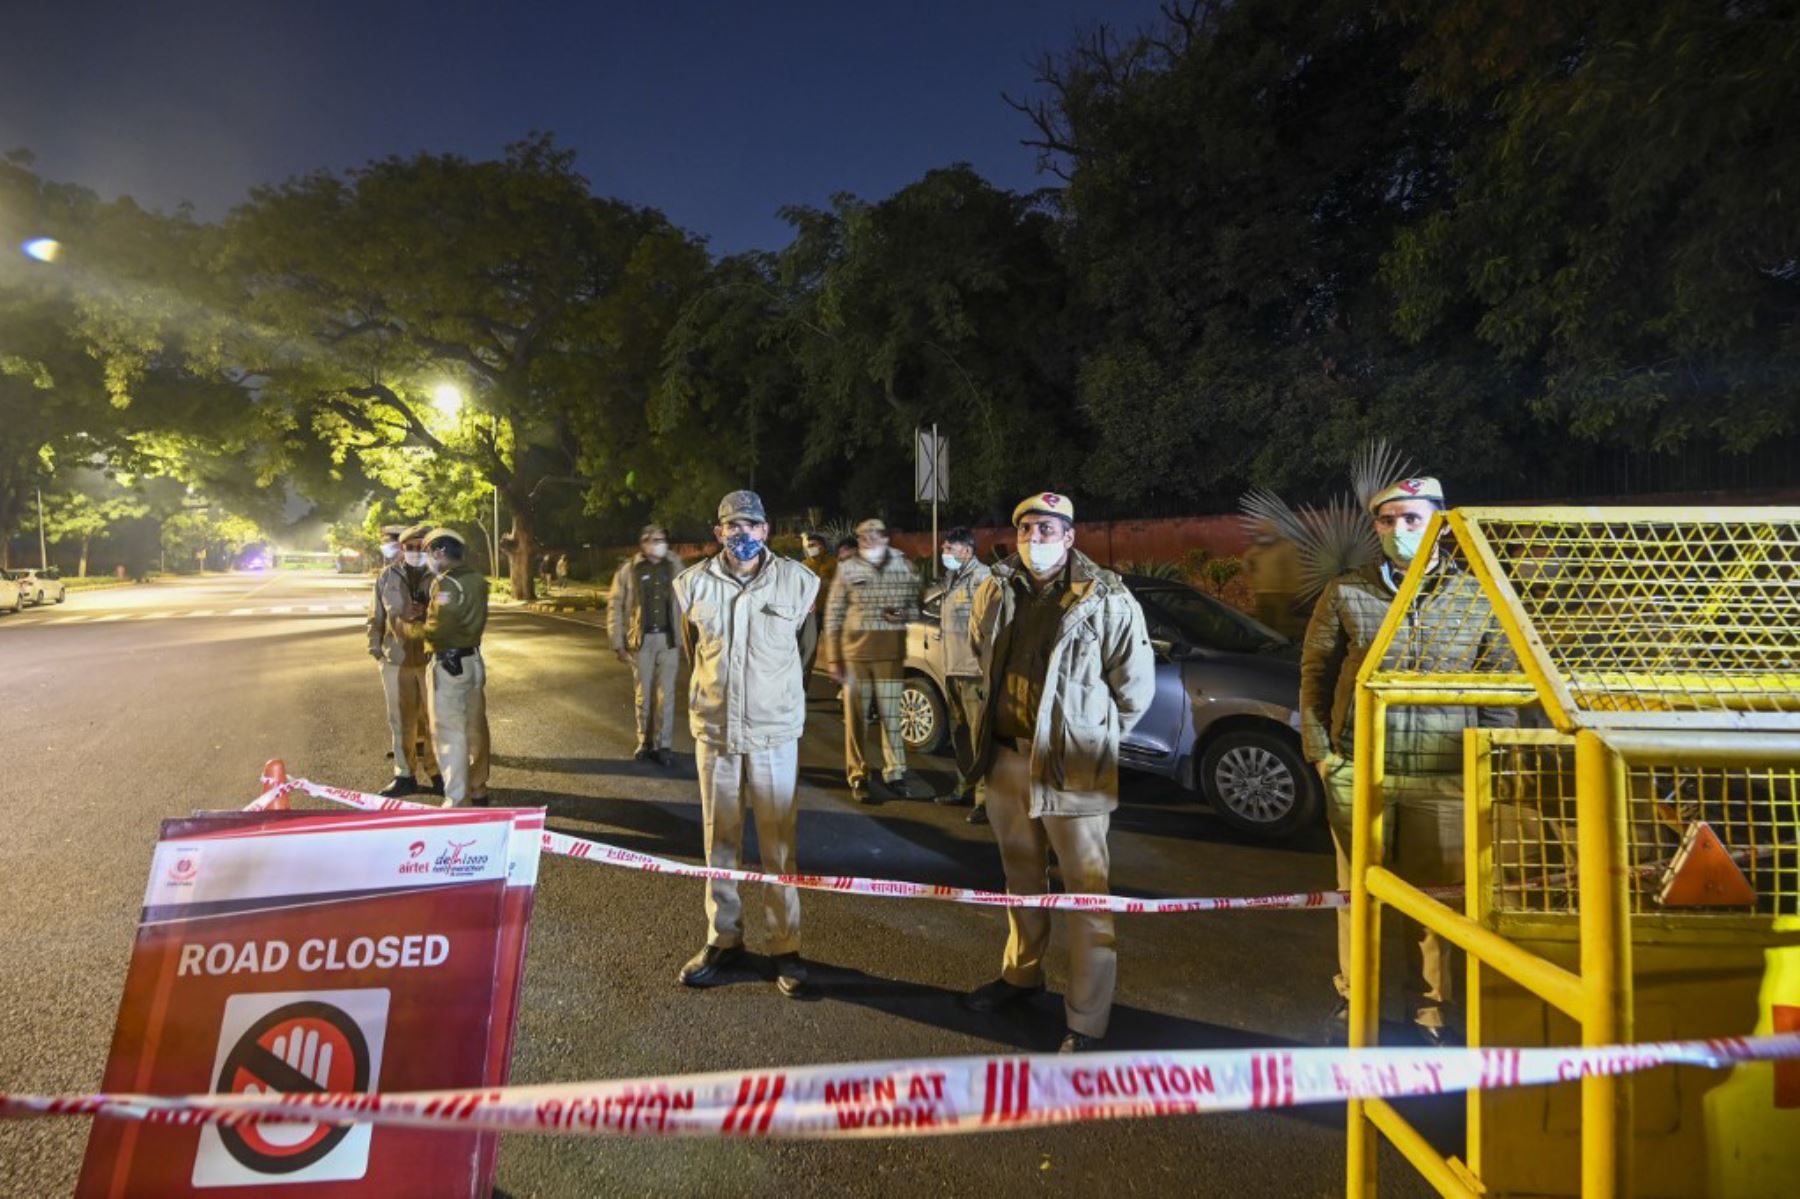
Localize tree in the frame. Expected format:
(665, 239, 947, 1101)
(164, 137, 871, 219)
(1381, 0, 1800, 451)
(160, 506, 263, 572)
(218, 135, 708, 599)
(31, 490, 149, 576)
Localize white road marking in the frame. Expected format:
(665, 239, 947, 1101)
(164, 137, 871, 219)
(144, 611, 175, 620)
(92, 614, 127, 622)
(310, 605, 329, 612)
(229, 607, 253, 616)
(189, 609, 214, 617)
(270, 606, 293, 614)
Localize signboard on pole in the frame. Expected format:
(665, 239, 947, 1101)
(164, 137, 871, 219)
(78, 805, 542, 1197)
(915, 427, 948, 503)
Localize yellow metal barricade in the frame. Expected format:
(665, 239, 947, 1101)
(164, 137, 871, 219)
(1342, 507, 1800, 1198)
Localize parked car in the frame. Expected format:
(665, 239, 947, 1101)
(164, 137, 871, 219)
(0, 573, 19, 614)
(900, 572, 1319, 840)
(7, 566, 66, 606)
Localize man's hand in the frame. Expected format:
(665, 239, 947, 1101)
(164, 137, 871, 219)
(369, 648, 382, 661)
(614, 647, 631, 665)
(828, 663, 846, 684)
(1315, 753, 1344, 783)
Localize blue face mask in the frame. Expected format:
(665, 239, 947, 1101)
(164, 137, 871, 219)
(725, 532, 764, 562)
(1381, 528, 1427, 565)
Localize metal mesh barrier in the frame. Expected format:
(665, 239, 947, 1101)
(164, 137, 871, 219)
(1471, 513, 1800, 722)
(1485, 736, 1800, 917)
(1372, 538, 1524, 679)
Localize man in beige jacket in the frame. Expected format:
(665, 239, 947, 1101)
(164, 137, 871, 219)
(367, 522, 439, 798)
(962, 492, 1156, 1053)
(608, 524, 684, 766)
(673, 490, 820, 999)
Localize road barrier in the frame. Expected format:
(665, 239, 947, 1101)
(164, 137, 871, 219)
(6, 1033, 1796, 1141)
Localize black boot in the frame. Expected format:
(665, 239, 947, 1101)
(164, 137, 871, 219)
(378, 776, 419, 798)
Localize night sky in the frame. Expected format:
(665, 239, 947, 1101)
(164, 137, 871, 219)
(1, 0, 1165, 254)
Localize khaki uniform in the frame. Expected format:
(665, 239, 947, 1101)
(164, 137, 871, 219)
(1243, 536, 1302, 638)
(797, 554, 836, 674)
(969, 551, 1156, 1037)
(824, 550, 920, 787)
(413, 564, 490, 806)
(1300, 558, 1517, 1029)
(368, 561, 439, 781)
(676, 553, 820, 953)
(608, 551, 685, 751)
(938, 560, 991, 804)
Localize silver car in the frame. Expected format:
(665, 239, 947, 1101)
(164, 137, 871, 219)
(900, 573, 1319, 841)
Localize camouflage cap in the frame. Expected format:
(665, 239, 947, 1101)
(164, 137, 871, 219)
(639, 523, 668, 542)
(716, 490, 766, 524)
(854, 518, 888, 537)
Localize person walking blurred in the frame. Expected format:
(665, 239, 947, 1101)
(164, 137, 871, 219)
(823, 518, 922, 803)
(1243, 521, 1303, 638)
(608, 524, 685, 766)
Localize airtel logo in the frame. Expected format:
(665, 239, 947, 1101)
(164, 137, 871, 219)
(408, 841, 426, 859)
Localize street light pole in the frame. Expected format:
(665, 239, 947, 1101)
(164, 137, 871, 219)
(36, 487, 48, 569)
(492, 414, 502, 577)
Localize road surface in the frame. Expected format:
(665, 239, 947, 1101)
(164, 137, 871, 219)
(0, 571, 1442, 1195)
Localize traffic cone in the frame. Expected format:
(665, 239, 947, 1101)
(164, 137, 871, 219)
(260, 758, 290, 810)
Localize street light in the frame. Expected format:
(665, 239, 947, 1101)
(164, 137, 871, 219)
(428, 381, 502, 577)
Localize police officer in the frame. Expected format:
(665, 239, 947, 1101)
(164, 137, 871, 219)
(823, 518, 922, 803)
(962, 492, 1156, 1053)
(608, 524, 685, 766)
(367, 523, 440, 797)
(935, 526, 991, 823)
(402, 528, 491, 808)
(796, 531, 835, 677)
(673, 490, 820, 998)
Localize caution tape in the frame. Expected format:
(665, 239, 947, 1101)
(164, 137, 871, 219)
(5, 1033, 1796, 1139)
(256, 776, 1444, 914)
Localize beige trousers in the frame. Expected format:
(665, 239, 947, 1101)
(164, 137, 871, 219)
(1325, 763, 1463, 1030)
(947, 677, 987, 806)
(842, 660, 906, 786)
(631, 631, 680, 750)
(429, 653, 491, 805)
(698, 739, 801, 955)
(987, 743, 1116, 1038)
(380, 662, 438, 779)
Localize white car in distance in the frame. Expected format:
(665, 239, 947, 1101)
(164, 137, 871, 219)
(5, 567, 66, 606)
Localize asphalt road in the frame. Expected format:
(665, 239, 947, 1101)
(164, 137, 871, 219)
(0, 571, 1442, 1196)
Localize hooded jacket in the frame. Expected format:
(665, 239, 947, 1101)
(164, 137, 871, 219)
(969, 550, 1157, 818)
(675, 552, 820, 752)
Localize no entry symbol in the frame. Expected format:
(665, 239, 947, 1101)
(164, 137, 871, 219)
(193, 988, 389, 1188)
(214, 1000, 371, 1174)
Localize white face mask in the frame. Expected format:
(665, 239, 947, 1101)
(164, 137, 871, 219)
(940, 552, 960, 572)
(380, 542, 400, 560)
(404, 550, 426, 568)
(859, 546, 884, 564)
(1025, 541, 1066, 574)
(645, 542, 668, 561)
(804, 544, 821, 558)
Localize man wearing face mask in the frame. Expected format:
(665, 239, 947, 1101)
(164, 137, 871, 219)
(366, 524, 441, 797)
(1300, 476, 1516, 1048)
(934, 527, 991, 822)
(824, 518, 923, 803)
(399, 527, 491, 808)
(962, 493, 1156, 1054)
(673, 490, 819, 998)
(608, 524, 685, 766)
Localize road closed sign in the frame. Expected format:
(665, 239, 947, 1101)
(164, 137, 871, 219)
(77, 805, 542, 1196)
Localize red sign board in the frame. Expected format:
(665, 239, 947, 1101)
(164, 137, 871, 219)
(78, 805, 541, 1195)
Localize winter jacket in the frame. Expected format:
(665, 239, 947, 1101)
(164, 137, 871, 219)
(607, 551, 686, 653)
(675, 553, 820, 752)
(824, 549, 920, 664)
(367, 561, 431, 667)
(937, 560, 991, 678)
(969, 550, 1157, 818)
(1299, 559, 1517, 783)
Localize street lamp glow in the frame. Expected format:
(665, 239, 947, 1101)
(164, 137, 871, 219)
(21, 237, 62, 263)
(432, 383, 464, 418)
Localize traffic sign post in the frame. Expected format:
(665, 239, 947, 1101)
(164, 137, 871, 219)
(916, 425, 948, 579)
(78, 805, 542, 1196)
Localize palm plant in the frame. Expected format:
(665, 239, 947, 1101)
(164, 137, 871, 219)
(1239, 438, 1415, 601)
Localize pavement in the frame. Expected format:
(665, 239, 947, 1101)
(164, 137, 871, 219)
(0, 571, 1443, 1196)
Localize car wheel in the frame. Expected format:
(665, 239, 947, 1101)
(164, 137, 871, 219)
(897, 675, 948, 755)
(1200, 729, 1318, 840)
(55, 590, 65, 603)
